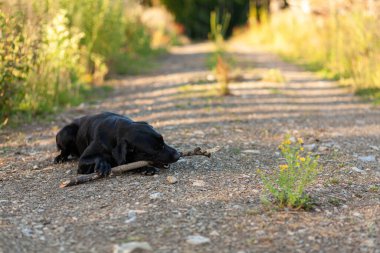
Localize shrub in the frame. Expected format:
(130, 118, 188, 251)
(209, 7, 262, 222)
(258, 135, 320, 209)
(19, 10, 85, 113)
(0, 0, 160, 124)
(0, 11, 32, 122)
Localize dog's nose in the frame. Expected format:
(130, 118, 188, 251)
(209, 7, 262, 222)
(172, 151, 180, 162)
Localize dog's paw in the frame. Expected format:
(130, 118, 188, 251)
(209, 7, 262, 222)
(95, 160, 112, 177)
(54, 155, 68, 164)
(142, 167, 159, 176)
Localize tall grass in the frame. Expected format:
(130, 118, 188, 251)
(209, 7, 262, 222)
(248, 4, 380, 93)
(0, 0, 159, 125)
(208, 9, 232, 96)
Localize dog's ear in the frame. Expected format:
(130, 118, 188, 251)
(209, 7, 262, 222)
(112, 140, 128, 165)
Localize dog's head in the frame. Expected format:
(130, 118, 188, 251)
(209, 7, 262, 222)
(112, 122, 180, 166)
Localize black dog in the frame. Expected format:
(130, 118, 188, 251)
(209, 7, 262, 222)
(54, 112, 180, 176)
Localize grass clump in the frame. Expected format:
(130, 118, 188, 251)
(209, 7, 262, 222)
(258, 135, 320, 209)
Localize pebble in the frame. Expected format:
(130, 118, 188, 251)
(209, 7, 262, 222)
(186, 235, 210, 245)
(32, 165, 39, 170)
(352, 167, 365, 173)
(318, 146, 329, 152)
(125, 210, 137, 223)
(193, 130, 205, 136)
(149, 192, 162, 200)
(209, 230, 219, 236)
(241, 150, 261, 154)
(304, 144, 317, 152)
(113, 242, 153, 253)
(192, 180, 206, 187)
(21, 227, 33, 237)
(166, 176, 178, 184)
(358, 155, 376, 163)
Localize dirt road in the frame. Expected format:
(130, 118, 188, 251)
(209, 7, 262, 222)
(1, 42, 379, 253)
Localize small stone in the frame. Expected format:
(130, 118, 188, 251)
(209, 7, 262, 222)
(352, 212, 362, 217)
(149, 192, 162, 200)
(304, 144, 317, 152)
(186, 235, 210, 245)
(209, 230, 219, 236)
(352, 167, 365, 173)
(125, 210, 137, 223)
(32, 165, 39, 170)
(167, 176, 178, 184)
(318, 146, 328, 152)
(193, 130, 205, 136)
(358, 155, 376, 163)
(232, 205, 243, 209)
(21, 227, 33, 237)
(192, 180, 206, 187)
(241, 150, 261, 154)
(113, 242, 153, 253)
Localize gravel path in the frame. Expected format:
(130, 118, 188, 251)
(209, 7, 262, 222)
(1, 42, 379, 253)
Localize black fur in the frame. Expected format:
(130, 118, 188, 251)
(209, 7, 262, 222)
(54, 112, 180, 176)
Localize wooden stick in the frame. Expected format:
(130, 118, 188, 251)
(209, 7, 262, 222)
(59, 147, 212, 188)
(180, 147, 211, 158)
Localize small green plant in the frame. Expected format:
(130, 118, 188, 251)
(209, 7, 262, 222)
(258, 135, 320, 209)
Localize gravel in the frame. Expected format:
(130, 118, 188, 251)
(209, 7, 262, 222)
(0, 42, 379, 253)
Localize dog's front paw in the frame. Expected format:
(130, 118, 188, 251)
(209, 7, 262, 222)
(95, 160, 112, 177)
(54, 154, 68, 164)
(143, 167, 159, 176)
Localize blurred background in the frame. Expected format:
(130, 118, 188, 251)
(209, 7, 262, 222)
(1, 0, 379, 125)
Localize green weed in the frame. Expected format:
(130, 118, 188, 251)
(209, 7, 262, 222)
(258, 135, 320, 209)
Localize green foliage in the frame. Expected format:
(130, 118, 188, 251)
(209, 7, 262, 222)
(249, 7, 380, 95)
(355, 88, 380, 105)
(0, 0, 157, 124)
(258, 135, 320, 209)
(19, 10, 85, 113)
(0, 11, 31, 122)
(161, 0, 249, 39)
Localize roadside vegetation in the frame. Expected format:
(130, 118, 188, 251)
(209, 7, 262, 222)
(0, 0, 176, 126)
(247, 1, 380, 102)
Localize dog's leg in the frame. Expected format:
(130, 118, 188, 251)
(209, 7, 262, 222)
(54, 123, 79, 164)
(54, 150, 71, 164)
(78, 141, 112, 176)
